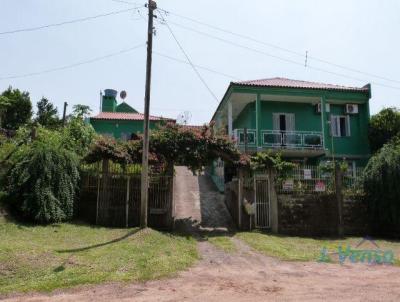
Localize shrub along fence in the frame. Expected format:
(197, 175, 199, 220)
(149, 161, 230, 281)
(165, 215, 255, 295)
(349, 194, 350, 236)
(225, 164, 367, 236)
(77, 161, 174, 229)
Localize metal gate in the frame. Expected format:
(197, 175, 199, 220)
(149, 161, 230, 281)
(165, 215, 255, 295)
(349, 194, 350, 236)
(254, 175, 270, 228)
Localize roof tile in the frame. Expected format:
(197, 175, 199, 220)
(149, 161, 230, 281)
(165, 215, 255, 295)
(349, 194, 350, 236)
(232, 77, 369, 92)
(91, 112, 174, 121)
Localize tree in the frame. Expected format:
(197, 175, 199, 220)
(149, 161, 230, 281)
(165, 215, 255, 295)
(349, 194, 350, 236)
(369, 107, 400, 153)
(8, 141, 79, 223)
(363, 138, 400, 237)
(72, 104, 92, 119)
(0, 96, 11, 128)
(35, 97, 60, 128)
(0, 87, 32, 130)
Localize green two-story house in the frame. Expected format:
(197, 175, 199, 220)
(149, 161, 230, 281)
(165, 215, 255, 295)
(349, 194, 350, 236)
(90, 89, 174, 140)
(211, 77, 372, 168)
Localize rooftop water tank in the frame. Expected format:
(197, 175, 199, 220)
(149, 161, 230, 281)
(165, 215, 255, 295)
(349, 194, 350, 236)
(104, 89, 118, 98)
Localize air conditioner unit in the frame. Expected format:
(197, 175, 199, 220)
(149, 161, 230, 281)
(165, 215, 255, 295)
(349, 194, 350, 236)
(315, 103, 330, 113)
(345, 104, 359, 114)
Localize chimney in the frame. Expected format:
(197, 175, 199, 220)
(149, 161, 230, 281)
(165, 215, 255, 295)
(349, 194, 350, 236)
(101, 89, 118, 112)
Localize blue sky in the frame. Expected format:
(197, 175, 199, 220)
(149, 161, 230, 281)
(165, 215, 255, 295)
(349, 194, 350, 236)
(0, 0, 399, 124)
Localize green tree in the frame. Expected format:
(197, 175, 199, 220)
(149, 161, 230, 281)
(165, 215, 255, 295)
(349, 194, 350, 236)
(35, 97, 60, 128)
(72, 104, 92, 119)
(369, 107, 400, 153)
(8, 141, 79, 223)
(363, 138, 400, 237)
(1, 87, 32, 130)
(0, 96, 11, 128)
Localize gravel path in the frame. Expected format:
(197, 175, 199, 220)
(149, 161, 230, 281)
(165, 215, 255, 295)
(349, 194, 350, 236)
(3, 167, 400, 302)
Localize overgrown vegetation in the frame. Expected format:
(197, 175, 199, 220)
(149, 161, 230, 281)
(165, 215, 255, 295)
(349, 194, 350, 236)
(85, 123, 241, 173)
(250, 151, 296, 177)
(0, 220, 198, 294)
(1, 115, 96, 223)
(363, 138, 400, 237)
(8, 142, 79, 223)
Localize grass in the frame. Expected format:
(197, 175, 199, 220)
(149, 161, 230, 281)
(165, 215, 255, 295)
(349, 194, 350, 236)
(236, 231, 400, 265)
(0, 217, 198, 295)
(207, 236, 236, 252)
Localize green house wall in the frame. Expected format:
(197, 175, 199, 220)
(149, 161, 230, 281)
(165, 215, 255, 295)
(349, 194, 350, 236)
(233, 101, 322, 132)
(90, 119, 163, 139)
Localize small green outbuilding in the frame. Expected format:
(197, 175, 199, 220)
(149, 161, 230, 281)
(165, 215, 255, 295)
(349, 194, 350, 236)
(90, 89, 175, 140)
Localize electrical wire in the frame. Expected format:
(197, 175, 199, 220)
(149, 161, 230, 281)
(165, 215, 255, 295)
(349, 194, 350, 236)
(153, 51, 241, 80)
(161, 18, 220, 102)
(0, 43, 145, 80)
(164, 20, 400, 91)
(0, 5, 144, 36)
(157, 6, 400, 85)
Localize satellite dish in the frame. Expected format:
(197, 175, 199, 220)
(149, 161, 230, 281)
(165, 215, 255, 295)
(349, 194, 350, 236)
(177, 111, 192, 125)
(120, 90, 127, 100)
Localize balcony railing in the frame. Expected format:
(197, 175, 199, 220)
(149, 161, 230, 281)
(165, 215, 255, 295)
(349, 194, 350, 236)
(234, 129, 324, 150)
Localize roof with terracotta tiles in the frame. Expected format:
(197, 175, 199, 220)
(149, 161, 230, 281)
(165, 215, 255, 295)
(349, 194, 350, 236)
(90, 112, 175, 121)
(232, 77, 370, 92)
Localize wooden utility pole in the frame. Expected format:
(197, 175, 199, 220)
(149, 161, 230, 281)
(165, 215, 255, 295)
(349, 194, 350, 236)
(62, 102, 68, 127)
(141, 0, 157, 228)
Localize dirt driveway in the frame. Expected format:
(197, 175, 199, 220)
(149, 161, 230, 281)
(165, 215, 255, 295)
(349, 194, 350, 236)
(3, 167, 400, 302)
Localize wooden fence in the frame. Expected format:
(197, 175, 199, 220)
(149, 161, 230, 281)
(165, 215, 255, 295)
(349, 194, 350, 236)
(77, 161, 174, 229)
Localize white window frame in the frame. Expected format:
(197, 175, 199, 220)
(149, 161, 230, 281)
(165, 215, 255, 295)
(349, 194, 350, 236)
(331, 115, 351, 137)
(272, 113, 295, 131)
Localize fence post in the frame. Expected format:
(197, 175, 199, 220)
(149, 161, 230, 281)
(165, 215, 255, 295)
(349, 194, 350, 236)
(335, 164, 344, 236)
(96, 162, 101, 225)
(238, 168, 243, 229)
(126, 176, 130, 228)
(269, 168, 279, 233)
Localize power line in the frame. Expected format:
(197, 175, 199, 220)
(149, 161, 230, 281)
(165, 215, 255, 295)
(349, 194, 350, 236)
(161, 18, 220, 102)
(157, 7, 400, 85)
(153, 51, 241, 80)
(163, 20, 400, 91)
(0, 44, 145, 80)
(0, 5, 144, 36)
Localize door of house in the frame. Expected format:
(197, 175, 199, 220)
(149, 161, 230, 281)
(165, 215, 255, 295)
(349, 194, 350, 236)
(273, 113, 295, 145)
(254, 175, 270, 228)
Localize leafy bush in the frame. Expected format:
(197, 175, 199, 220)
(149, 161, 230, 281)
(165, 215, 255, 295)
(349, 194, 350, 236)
(61, 117, 96, 157)
(250, 151, 295, 178)
(363, 138, 400, 237)
(8, 142, 79, 223)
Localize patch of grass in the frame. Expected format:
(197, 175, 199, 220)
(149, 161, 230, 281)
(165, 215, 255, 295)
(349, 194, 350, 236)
(0, 220, 198, 295)
(207, 236, 236, 253)
(236, 232, 400, 265)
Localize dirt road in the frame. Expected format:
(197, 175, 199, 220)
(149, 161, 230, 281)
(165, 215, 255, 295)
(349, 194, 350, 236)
(3, 167, 400, 301)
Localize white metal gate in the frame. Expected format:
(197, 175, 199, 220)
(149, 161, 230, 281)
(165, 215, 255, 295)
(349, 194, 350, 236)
(254, 175, 270, 228)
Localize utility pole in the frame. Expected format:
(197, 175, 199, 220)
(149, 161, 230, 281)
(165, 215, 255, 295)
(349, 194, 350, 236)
(62, 102, 68, 127)
(141, 0, 157, 228)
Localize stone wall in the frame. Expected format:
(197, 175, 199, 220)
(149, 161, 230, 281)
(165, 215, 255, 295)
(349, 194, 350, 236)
(278, 193, 367, 236)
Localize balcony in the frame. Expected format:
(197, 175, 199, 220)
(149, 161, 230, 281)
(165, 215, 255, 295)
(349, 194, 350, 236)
(234, 129, 325, 156)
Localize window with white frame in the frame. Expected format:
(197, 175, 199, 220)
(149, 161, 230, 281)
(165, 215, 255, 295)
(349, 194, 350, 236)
(331, 115, 351, 137)
(238, 131, 256, 144)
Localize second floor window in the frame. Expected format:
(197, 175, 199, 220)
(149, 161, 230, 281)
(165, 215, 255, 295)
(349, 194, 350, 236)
(331, 115, 351, 137)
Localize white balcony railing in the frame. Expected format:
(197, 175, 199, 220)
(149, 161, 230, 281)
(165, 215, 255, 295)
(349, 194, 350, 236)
(234, 129, 324, 150)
